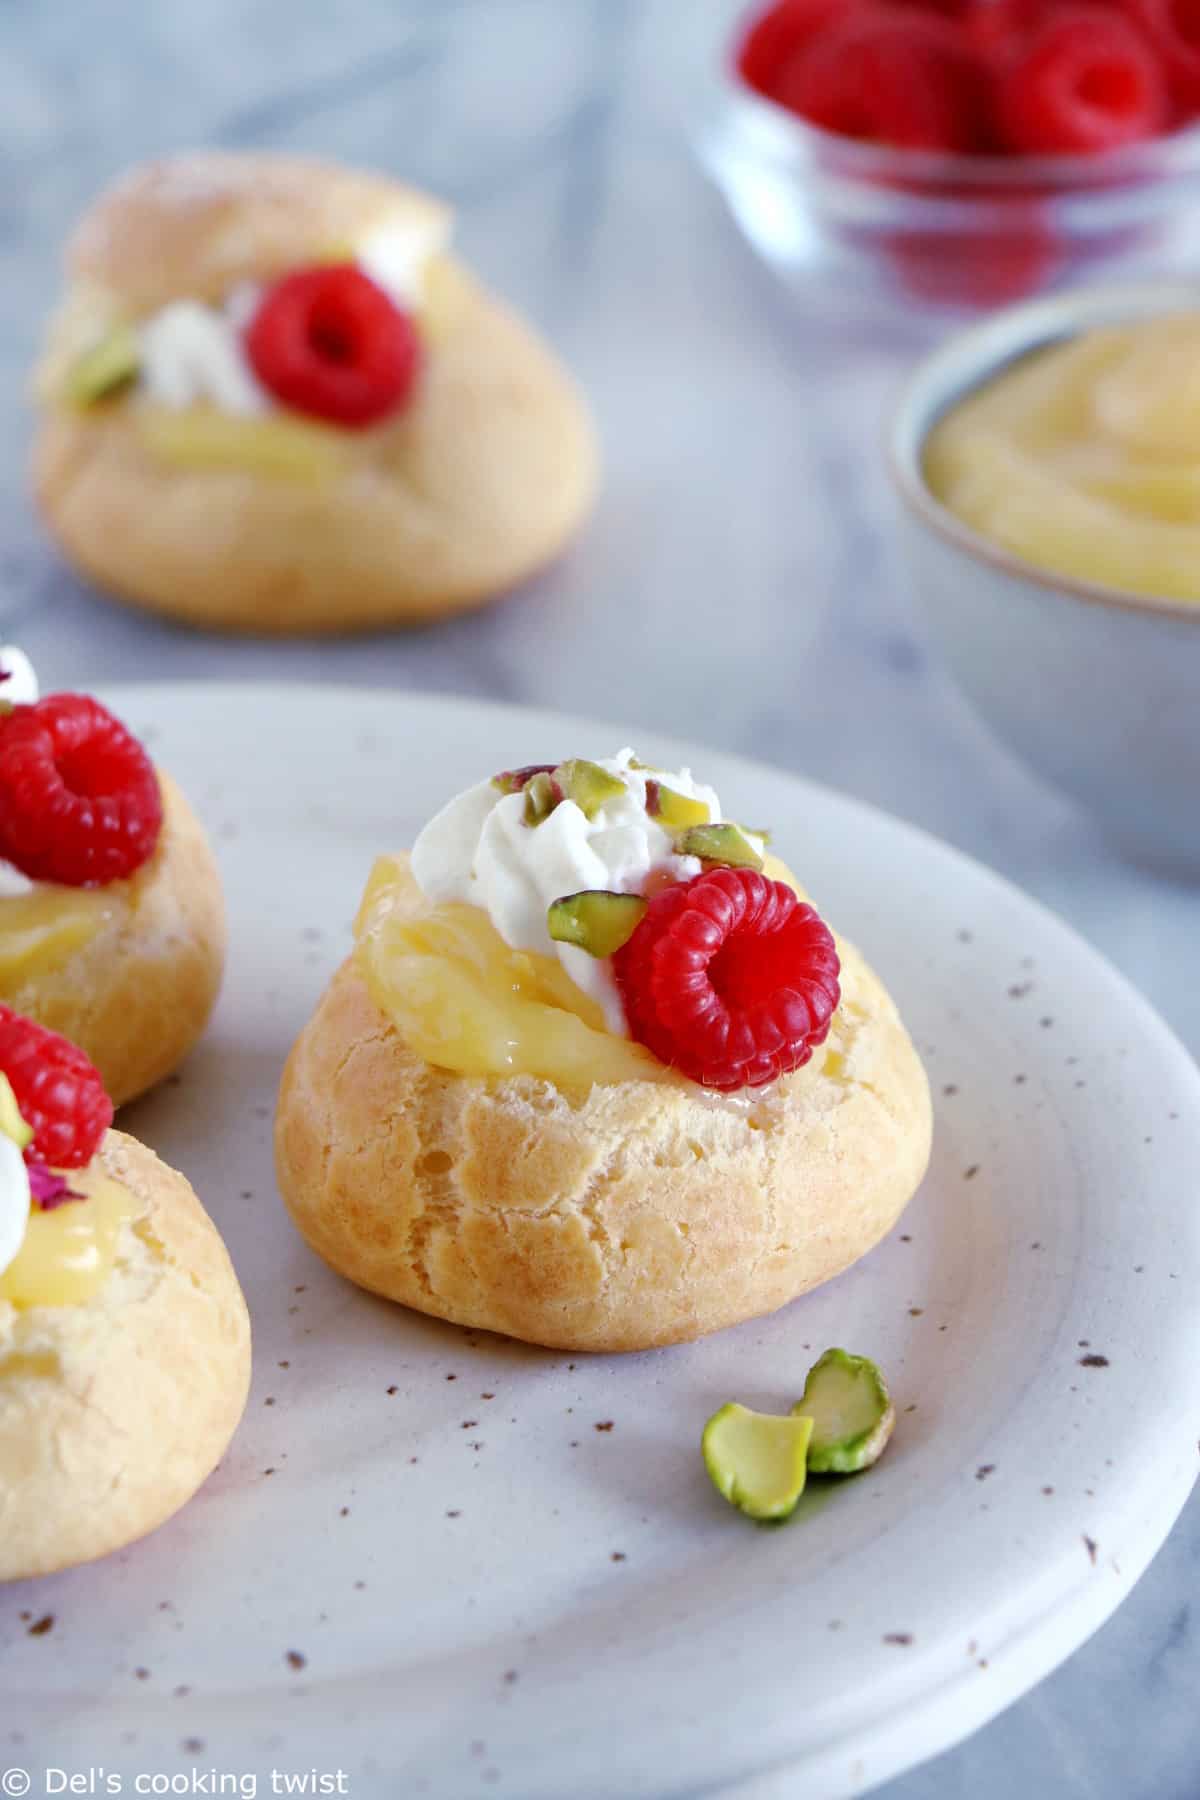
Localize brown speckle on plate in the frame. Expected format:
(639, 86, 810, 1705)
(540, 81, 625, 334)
(883, 1633, 914, 1647)
(963, 1165, 980, 1181)
(134, 1667, 149, 1681)
(909, 1307, 924, 1318)
(975, 1466, 995, 1482)
(1079, 1354, 1110, 1369)
(595, 1421, 615, 1433)
(285, 1650, 307, 1671)
(27, 1616, 53, 1637)
(387, 1385, 398, 1396)
(1083, 1535, 1098, 1565)
(611, 1552, 627, 1563)
(182, 1738, 205, 1755)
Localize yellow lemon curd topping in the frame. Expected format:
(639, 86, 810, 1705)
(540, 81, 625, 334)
(0, 1162, 135, 1311)
(355, 854, 672, 1088)
(924, 316, 1200, 604)
(0, 884, 117, 986)
(354, 851, 809, 1089)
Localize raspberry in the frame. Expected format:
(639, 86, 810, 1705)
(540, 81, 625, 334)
(774, 8, 986, 149)
(996, 9, 1166, 151)
(735, 0, 847, 96)
(245, 264, 421, 428)
(1121, 0, 1200, 111)
(613, 869, 841, 1091)
(0, 1007, 112, 1169)
(0, 695, 162, 887)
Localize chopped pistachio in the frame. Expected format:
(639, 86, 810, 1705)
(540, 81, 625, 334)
(794, 1348, 895, 1474)
(523, 770, 563, 826)
(491, 763, 557, 796)
(554, 758, 626, 820)
(646, 780, 709, 831)
(0, 1075, 32, 1152)
(702, 1403, 814, 1521)
(64, 324, 140, 406)
(675, 822, 763, 871)
(547, 891, 647, 958)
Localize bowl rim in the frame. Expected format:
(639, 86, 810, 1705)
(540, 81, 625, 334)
(888, 282, 1200, 625)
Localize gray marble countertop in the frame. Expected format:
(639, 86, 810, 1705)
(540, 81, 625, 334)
(3, 1, 1198, 1794)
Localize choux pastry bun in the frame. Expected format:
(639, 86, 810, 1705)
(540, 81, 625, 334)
(0, 1015, 250, 1581)
(276, 751, 932, 1352)
(32, 151, 598, 634)
(0, 650, 225, 1106)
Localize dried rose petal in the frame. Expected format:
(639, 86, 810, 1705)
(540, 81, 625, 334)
(27, 1160, 84, 1211)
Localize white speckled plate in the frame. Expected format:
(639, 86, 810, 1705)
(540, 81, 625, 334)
(5, 684, 1200, 1800)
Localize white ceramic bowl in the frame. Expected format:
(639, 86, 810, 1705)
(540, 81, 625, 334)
(890, 284, 1200, 879)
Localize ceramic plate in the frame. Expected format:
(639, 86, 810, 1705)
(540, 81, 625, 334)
(6, 684, 1200, 1800)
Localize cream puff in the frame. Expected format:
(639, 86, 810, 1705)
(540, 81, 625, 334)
(276, 752, 932, 1352)
(32, 150, 598, 635)
(0, 648, 226, 1105)
(0, 1009, 250, 1581)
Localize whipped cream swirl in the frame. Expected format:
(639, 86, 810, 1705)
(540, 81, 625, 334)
(411, 749, 759, 1035)
(0, 1130, 31, 1284)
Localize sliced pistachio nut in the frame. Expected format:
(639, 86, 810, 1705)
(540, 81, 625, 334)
(554, 758, 626, 820)
(675, 822, 763, 871)
(523, 770, 564, 826)
(64, 324, 141, 406)
(646, 780, 709, 831)
(793, 1348, 895, 1475)
(0, 1074, 32, 1152)
(546, 890, 647, 958)
(491, 763, 558, 796)
(702, 1402, 814, 1522)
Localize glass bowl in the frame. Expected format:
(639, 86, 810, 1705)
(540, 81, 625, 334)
(694, 12, 1200, 328)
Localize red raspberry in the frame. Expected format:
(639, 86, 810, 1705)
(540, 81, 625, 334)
(245, 264, 422, 428)
(0, 1007, 112, 1169)
(775, 8, 986, 149)
(0, 695, 163, 887)
(735, 0, 848, 97)
(996, 8, 1167, 150)
(1121, 0, 1200, 111)
(613, 868, 841, 1091)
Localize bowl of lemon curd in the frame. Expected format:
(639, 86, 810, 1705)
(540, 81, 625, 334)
(890, 284, 1200, 877)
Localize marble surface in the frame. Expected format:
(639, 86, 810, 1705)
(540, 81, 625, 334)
(2, 1, 1198, 1794)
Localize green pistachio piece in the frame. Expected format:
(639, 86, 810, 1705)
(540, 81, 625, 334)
(675, 823, 763, 871)
(702, 1403, 814, 1522)
(491, 763, 557, 796)
(0, 1074, 33, 1151)
(64, 324, 141, 406)
(546, 890, 647, 958)
(554, 759, 626, 820)
(523, 770, 563, 826)
(793, 1348, 895, 1474)
(646, 780, 709, 831)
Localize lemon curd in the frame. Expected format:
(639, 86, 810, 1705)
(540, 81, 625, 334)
(0, 884, 116, 986)
(354, 851, 812, 1089)
(355, 854, 670, 1088)
(0, 1164, 135, 1310)
(924, 316, 1200, 604)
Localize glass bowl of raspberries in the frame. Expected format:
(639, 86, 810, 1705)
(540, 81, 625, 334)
(698, 0, 1200, 318)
